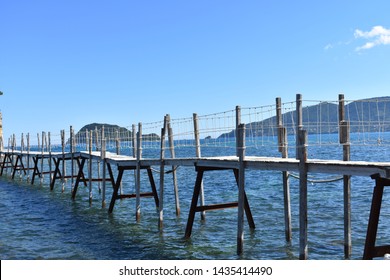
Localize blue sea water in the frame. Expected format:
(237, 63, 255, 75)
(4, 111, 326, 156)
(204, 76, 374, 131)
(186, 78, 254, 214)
(0, 136, 389, 260)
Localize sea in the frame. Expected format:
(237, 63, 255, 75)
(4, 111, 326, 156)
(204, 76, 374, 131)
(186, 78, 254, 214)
(1, 133, 389, 260)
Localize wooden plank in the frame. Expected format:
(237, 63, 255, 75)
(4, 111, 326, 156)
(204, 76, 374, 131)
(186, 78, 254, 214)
(196, 202, 238, 212)
(118, 192, 155, 199)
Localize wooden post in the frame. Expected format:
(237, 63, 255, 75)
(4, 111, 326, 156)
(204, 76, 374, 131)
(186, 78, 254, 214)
(101, 137, 107, 208)
(132, 124, 137, 158)
(296, 94, 303, 159)
(298, 129, 308, 260)
(95, 127, 99, 151)
(48, 132, 52, 186)
(236, 106, 241, 157)
(193, 113, 206, 220)
(40, 132, 44, 184)
(116, 129, 120, 155)
(70, 126, 75, 190)
(27, 133, 30, 181)
(102, 126, 105, 152)
(276, 97, 292, 243)
(89, 130, 93, 205)
(237, 123, 246, 255)
(159, 123, 167, 229)
(20, 133, 24, 179)
(166, 114, 180, 216)
(339, 93, 352, 259)
(136, 122, 142, 222)
(96, 127, 102, 194)
(115, 129, 122, 195)
(61, 130, 66, 192)
(276, 97, 283, 153)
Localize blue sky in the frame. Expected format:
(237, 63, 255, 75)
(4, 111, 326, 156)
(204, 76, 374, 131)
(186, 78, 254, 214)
(1, 0, 390, 139)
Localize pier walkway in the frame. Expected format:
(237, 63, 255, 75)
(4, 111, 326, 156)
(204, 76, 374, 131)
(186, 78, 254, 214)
(1, 94, 390, 260)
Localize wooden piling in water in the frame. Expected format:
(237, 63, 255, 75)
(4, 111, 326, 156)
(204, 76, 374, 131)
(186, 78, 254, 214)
(95, 127, 101, 194)
(237, 123, 246, 255)
(159, 119, 167, 229)
(276, 97, 292, 243)
(136, 122, 142, 221)
(298, 129, 308, 260)
(70, 126, 75, 190)
(339, 94, 352, 259)
(101, 137, 107, 208)
(88, 130, 93, 205)
(296, 93, 309, 260)
(27, 133, 30, 181)
(115, 128, 123, 195)
(40, 132, 45, 184)
(235, 106, 241, 157)
(48, 132, 53, 186)
(193, 113, 206, 221)
(20, 133, 24, 179)
(296, 94, 303, 159)
(61, 130, 66, 192)
(166, 114, 180, 216)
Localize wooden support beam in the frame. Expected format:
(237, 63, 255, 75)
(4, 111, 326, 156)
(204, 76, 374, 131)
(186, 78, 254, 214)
(363, 174, 390, 260)
(185, 168, 204, 239)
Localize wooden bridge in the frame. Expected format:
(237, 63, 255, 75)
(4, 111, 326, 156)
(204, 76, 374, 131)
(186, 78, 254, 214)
(1, 94, 389, 260)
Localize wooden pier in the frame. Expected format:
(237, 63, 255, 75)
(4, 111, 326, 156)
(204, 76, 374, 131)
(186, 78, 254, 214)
(0, 94, 389, 260)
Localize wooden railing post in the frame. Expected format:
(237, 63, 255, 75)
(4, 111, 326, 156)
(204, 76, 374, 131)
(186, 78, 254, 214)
(101, 137, 107, 208)
(159, 122, 167, 229)
(276, 97, 292, 243)
(296, 94, 303, 159)
(298, 129, 308, 260)
(193, 113, 206, 221)
(136, 122, 142, 222)
(339, 93, 352, 259)
(166, 114, 180, 216)
(237, 123, 246, 255)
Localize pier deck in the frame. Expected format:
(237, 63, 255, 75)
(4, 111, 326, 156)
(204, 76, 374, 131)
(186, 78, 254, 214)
(1, 94, 389, 260)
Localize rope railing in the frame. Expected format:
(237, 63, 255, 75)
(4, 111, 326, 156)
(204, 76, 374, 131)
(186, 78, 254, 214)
(2, 95, 390, 160)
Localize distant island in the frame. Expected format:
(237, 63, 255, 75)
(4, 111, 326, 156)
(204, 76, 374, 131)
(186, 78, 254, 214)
(219, 97, 390, 138)
(75, 123, 160, 142)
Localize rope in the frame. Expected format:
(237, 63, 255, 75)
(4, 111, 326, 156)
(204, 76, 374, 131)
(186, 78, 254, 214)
(151, 166, 180, 174)
(289, 172, 344, 184)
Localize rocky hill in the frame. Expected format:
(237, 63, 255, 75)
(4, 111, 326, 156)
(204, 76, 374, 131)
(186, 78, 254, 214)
(219, 97, 390, 138)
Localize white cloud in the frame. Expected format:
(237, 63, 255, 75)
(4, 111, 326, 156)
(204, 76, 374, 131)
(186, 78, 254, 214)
(354, 25, 390, 51)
